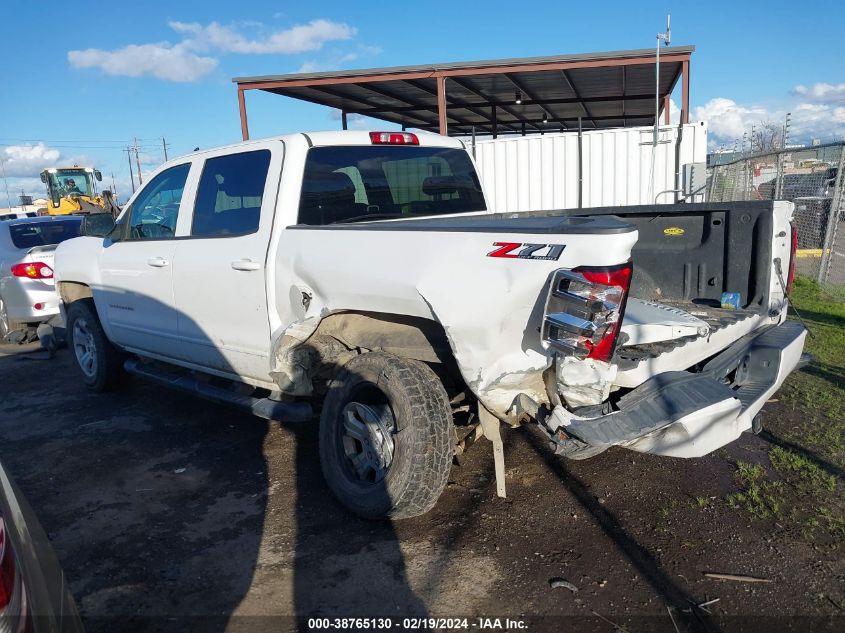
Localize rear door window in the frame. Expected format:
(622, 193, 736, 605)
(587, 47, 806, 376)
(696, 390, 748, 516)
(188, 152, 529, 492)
(298, 146, 486, 225)
(192, 150, 272, 237)
(8, 220, 83, 249)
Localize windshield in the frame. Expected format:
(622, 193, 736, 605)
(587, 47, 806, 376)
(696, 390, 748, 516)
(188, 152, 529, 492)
(48, 169, 95, 198)
(298, 146, 486, 225)
(8, 219, 83, 249)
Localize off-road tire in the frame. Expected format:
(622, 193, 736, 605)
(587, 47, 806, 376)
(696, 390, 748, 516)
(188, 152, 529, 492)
(319, 352, 453, 520)
(66, 299, 127, 392)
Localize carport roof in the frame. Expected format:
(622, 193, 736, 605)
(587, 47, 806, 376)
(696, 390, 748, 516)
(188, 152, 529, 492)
(233, 46, 694, 138)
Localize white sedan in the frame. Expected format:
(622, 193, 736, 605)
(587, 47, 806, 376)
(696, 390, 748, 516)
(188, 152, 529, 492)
(0, 216, 82, 342)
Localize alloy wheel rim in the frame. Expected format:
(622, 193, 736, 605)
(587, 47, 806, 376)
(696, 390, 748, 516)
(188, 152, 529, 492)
(73, 318, 97, 378)
(0, 299, 8, 339)
(340, 400, 396, 485)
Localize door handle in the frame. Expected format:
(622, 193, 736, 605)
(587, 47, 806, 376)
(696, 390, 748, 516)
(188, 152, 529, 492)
(147, 257, 169, 268)
(231, 259, 262, 271)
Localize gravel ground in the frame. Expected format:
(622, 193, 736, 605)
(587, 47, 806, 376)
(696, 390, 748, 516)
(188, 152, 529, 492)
(0, 342, 842, 633)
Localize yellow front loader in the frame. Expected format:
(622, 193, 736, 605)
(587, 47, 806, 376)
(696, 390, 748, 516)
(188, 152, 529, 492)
(39, 166, 119, 216)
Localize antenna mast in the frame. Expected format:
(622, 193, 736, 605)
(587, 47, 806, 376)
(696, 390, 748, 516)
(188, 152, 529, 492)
(649, 15, 672, 203)
(654, 14, 671, 148)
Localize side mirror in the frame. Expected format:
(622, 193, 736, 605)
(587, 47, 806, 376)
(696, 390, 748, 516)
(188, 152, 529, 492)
(81, 213, 116, 238)
(94, 170, 103, 182)
(40, 173, 47, 183)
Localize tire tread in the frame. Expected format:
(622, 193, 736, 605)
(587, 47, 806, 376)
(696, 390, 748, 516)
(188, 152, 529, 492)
(66, 299, 126, 392)
(319, 352, 453, 520)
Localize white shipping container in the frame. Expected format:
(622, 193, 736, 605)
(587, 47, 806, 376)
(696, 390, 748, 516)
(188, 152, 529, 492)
(471, 122, 708, 213)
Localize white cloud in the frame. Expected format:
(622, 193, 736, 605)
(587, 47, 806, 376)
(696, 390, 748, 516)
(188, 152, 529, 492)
(68, 43, 218, 82)
(694, 93, 845, 150)
(0, 177, 47, 207)
(668, 98, 680, 125)
(1, 143, 61, 178)
(791, 102, 845, 138)
(169, 19, 356, 54)
(693, 79, 845, 149)
(792, 82, 845, 104)
(297, 43, 381, 74)
(693, 97, 769, 142)
(69, 18, 359, 82)
(0, 145, 87, 206)
(137, 151, 163, 166)
(297, 60, 323, 74)
(328, 109, 375, 130)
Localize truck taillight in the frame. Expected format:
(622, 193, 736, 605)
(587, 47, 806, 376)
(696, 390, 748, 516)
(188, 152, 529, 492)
(786, 222, 797, 295)
(10, 262, 53, 279)
(542, 262, 634, 362)
(369, 131, 419, 145)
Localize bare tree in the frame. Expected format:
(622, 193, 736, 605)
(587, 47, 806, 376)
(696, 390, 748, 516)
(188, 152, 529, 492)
(751, 121, 782, 152)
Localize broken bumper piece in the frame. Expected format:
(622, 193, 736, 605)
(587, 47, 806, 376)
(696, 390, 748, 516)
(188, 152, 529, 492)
(544, 320, 807, 459)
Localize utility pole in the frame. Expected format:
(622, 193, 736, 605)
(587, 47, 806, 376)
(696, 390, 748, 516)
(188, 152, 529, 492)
(133, 137, 143, 185)
(782, 112, 791, 149)
(161, 137, 169, 161)
(126, 148, 136, 194)
(0, 156, 12, 211)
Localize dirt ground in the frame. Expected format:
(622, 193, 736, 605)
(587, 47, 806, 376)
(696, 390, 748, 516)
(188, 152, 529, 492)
(0, 340, 842, 633)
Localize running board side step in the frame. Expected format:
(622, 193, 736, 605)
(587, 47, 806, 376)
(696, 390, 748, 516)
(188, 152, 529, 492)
(124, 358, 313, 423)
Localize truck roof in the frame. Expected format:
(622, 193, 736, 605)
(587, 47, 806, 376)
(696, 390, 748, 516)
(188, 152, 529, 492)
(186, 129, 465, 159)
(42, 166, 98, 171)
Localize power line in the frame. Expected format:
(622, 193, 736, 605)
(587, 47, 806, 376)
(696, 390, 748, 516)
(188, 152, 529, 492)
(0, 137, 168, 144)
(0, 144, 168, 151)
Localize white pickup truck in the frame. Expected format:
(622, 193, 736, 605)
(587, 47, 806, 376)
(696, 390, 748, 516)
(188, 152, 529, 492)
(54, 130, 807, 519)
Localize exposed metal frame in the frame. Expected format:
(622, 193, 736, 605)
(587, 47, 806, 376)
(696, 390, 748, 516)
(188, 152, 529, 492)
(233, 46, 693, 140)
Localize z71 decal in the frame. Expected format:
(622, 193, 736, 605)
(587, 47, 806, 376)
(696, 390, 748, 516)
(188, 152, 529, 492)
(487, 242, 565, 261)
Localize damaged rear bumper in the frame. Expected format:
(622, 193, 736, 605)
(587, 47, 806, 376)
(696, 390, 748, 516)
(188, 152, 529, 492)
(544, 320, 807, 458)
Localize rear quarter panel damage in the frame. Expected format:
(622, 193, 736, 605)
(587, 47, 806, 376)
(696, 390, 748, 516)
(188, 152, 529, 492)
(270, 226, 637, 421)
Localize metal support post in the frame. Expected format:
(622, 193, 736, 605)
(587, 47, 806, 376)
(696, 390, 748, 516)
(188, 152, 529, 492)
(818, 146, 845, 283)
(478, 406, 506, 498)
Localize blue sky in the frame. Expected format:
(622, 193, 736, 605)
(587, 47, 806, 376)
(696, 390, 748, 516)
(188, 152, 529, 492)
(2, 0, 844, 205)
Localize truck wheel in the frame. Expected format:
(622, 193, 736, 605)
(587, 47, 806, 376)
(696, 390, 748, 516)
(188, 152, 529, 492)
(319, 352, 453, 520)
(66, 300, 126, 392)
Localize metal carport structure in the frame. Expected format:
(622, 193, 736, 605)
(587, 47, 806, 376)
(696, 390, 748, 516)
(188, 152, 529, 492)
(232, 46, 693, 140)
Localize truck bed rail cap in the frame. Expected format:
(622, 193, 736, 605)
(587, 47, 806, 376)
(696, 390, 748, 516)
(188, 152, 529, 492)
(288, 214, 635, 235)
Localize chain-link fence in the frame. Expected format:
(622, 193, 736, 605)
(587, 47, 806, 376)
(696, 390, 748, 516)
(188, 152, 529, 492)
(707, 142, 845, 294)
